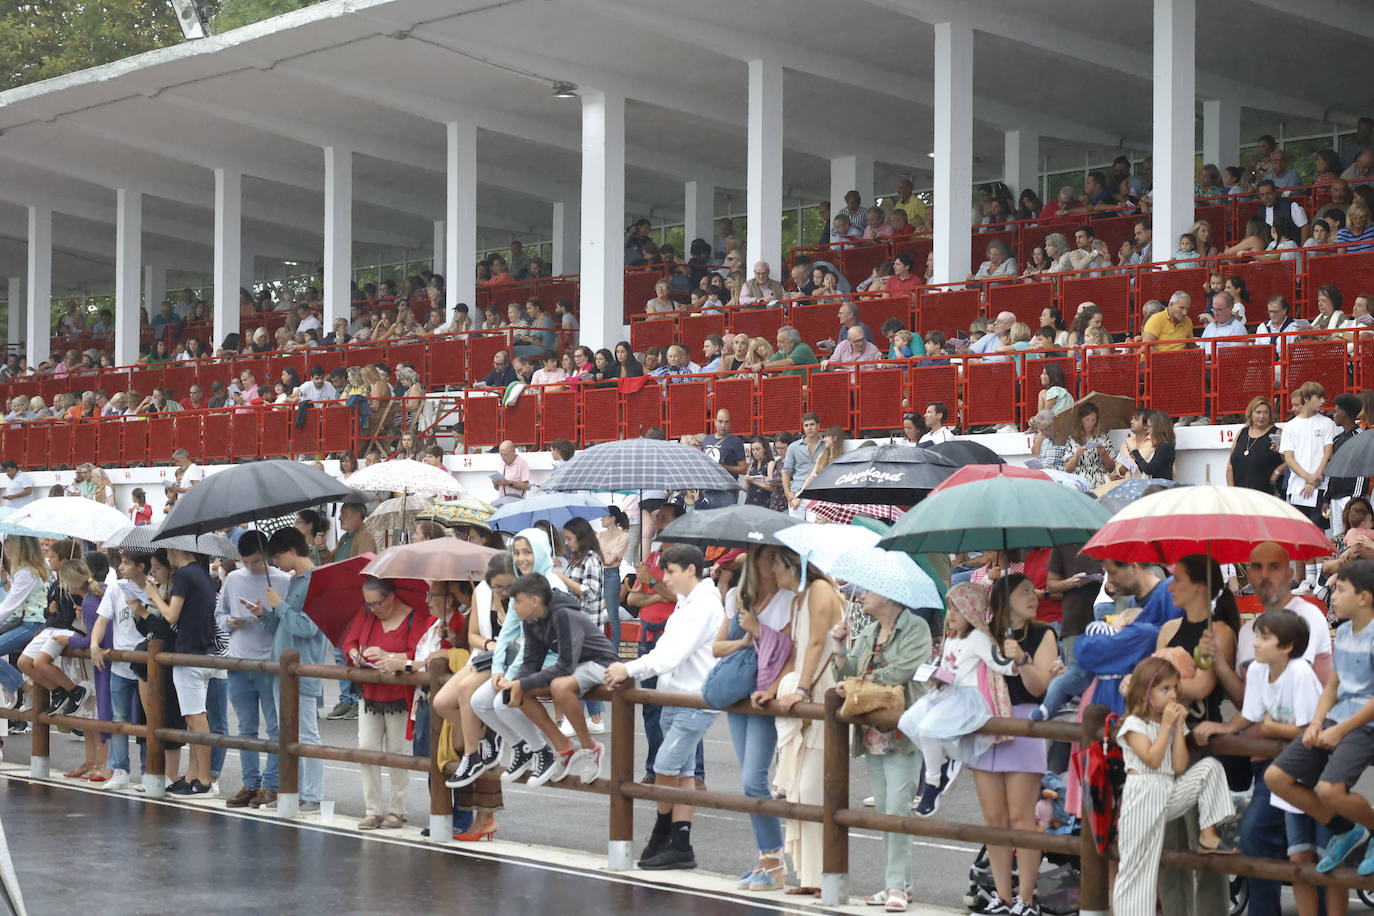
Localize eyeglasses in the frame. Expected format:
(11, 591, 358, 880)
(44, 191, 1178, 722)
(364, 598, 386, 609)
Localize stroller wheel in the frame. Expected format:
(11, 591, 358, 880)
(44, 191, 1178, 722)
(1229, 875, 1248, 916)
(1359, 887, 1374, 908)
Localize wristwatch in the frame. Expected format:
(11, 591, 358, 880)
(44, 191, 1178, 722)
(648, 576, 660, 588)
(403, 659, 413, 673)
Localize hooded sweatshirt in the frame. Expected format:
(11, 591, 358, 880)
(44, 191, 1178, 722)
(491, 527, 568, 679)
(516, 589, 619, 692)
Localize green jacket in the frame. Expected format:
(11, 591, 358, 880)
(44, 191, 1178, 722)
(832, 610, 933, 756)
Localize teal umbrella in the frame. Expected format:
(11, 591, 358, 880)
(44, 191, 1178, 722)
(877, 476, 1111, 555)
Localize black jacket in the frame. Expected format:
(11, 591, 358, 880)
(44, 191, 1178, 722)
(516, 591, 619, 692)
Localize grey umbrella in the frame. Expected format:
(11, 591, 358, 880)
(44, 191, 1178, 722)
(157, 460, 356, 539)
(152, 532, 241, 562)
(541, 438, 741, 493)
(655, 505, 794, 550)
(1325, 430, 1374, 480)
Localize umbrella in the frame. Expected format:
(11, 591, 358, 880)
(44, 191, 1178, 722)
(303, 553, 430, 646)
(0, 507, 65, 540)
(776, 523, 881, 576)
(344, 459, 465, 499)
(1323, 429, 1374, 479)
(489, 492, 612, 533)
(655, 505, 796, 550)
(1094, 477, 1186, 517)
(151, 532, 241, 562)
(418, 497, 497, 531)
(1082, 484, 1329, 564)
(360, 538, 502, 583)
(8, 497, 131, 543)
(159, 460, 356, 539)
(365, 495, 435, 537)
(829, 546, 942, 611)
(799, 444, 959, 505)
(850, 516, 947, 606)
(878, 476, 1112, 555)
(542, 437, 741, 492)
(1051, 392, 1137, 445)
(927, 439, 1004, 467)
(929, 463, 1053, 496)
(806, 500, 904, 524)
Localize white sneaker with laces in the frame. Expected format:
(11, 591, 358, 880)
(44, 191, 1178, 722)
(587, 719, 606, 735)
(558, 718, 576, 737)
(102, 769, 130, 791)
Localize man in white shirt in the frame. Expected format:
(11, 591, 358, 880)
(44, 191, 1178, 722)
(920, 402, 956, 445)
(971, 311, 1015, 363)
(296, 366, 337, 404)
(605, 544, 723, 871)
(1255, 295, 1299, 359)
(1281, 382, 1337, 540)
(172, 449, 204, 494)
(217, 531, 290, 808)
(1256, 180, 1308, 230)
(1, 461, 35, 508)
(296, 304, 322, 336)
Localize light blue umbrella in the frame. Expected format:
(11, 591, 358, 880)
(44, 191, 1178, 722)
(0, 507, 64, 540)
(775, 523, 880, 577)
(829, 546, 941, 611)
(489, 492, 611, 533)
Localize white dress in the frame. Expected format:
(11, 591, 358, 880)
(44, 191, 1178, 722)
(898, 630, 1015, 764)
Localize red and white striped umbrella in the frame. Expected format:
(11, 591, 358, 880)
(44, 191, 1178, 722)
(1082, 484, 1329, 564)
(805, 499, 904, 525)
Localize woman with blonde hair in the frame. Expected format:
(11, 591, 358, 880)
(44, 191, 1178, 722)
(0, 536, 52, 707)
(746, 337, 775, 370)
(90, 467, 116, 507)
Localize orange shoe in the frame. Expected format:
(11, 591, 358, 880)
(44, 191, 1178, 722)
(453, 820, 497, 842)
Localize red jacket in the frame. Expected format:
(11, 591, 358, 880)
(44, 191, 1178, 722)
(341, 607, 435, 710)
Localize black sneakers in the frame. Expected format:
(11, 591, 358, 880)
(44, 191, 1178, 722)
(476, 735, 502, 775)
(445, 754, 481, 789)
(639, 845, 696, 870)
(638, 833, 669, 865)
(46, 688, 67, 715)
(914, 781, 942, 817)
(60, 686, 87, 717)
(526, 746, 562, 787)
(500, 742, 535, 783)
(165, 777, 192, 795)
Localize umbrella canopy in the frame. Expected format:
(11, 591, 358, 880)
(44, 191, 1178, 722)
(417, 497, 497, 531)
(1051, 392, 1137, 445)
(929, 463, 1052, 496)
(799, 444, 959, 505)
(104, 524, 160, 552)
(879, 476, 1112, 554)
(806, 500, 904, 524)
(9, 497, 132, 543)
(655, 505, 796, 550)
(303, 553, 430, 646)
(829, 546, 942, 611)
(159, 460, 356, 539)
(927, 439, 1004, 467)
(360, 538, 502, 583)
(151, 531, 241, 562)
(1094, 477, 1187, 517)
(0, 507, 65, 540)
(344, 459, 465, 498)
(364, 495, 435, 537)
(1324, 429, 1374, 479)
(1082, 484, 1329, 564)
(489, 492, 612, 533)
(850, 516, 948, 606)
(776, 523, 881, 577)
(541, 437, 741, 492)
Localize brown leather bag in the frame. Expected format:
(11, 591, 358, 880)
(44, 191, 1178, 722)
(839, 643, 906, 718)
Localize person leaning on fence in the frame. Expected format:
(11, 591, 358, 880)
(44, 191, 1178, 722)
(605, 544, 725, 871)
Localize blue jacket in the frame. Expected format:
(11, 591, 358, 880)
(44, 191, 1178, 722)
(261, 570, 333, 697)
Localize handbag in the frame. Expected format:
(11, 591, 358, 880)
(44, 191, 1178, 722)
(839, 641, 907, 719)
(701, 617, 758, 710)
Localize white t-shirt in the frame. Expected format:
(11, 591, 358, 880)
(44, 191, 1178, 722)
(1280, 413, 1337, 506)
(3, 471, 35, 509)
(298, 315, 322, 334)
(297, 380, 337, 402)
(919, 426, 955, 446)
(96, 580, 156, 681)
(1240, 657, 1323, 813)
(724, 587, 796, 633)
(216, 566, 291, 661)
(178, 463, 205, 490)
(1236, 596, 1334, 671)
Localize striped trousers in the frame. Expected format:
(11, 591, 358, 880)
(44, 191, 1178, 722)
(1111, 757, 1232, 916)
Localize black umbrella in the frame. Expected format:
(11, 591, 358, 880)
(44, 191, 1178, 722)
(158, 460, 357, 539)
(1325, 431, 1374, 480)
(655, 505, 795, 550)
(800, 444, 960, 505)
(928, 439, 1005, 467)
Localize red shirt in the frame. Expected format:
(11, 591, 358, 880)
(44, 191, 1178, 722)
(129, 504, 152, 526)
(884, 273, 923, 296)
(890, 224, 917, 238)
(1024, 547, 1062, 624)
(342, 606, 435, 707)
(634, 551, 676, 625)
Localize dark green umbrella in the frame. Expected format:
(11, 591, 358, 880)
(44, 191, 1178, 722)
(877, 476, 1111, 555)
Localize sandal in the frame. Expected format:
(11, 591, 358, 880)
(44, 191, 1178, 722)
(62, 763, 93, 779)
(744, 855, 784, 891)
(1197, 836, 1238, 855)
(86, 768, 113, 783)
(380, 813, 405, 829)
(357, 814, 383, 830)
(784, 887, 820, 897)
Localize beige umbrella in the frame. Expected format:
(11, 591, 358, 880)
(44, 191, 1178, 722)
(1051, 391, 1137, 445)
(361, 538, 503, 582)
(364, 494, 435, 538)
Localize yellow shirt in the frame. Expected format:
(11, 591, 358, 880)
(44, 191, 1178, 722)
(889, 195, 928, 226)
(1141, 310, 1194, 351)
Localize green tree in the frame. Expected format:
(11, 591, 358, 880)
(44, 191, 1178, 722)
(213, 0, 318, 32)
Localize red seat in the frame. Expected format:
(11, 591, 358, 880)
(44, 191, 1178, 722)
(580, 387, 619, 443)
(1023, 356, 1077, 422)
(1083, 353, 1141, 400)
(664, 381, 708, 439)
(1224, 260, 1296, 319)
(623, 270, 666, 324)
(788, 303, 839, 350)
(856, 368, 905, 431)
(1284, 340, 1346, 407)
(838, 243, 891, 288)
(503, 393, 540, 447)
(622, 384, 663, 439)
(2, 425, 27, 470)
(908, 363, 960, 426)
(202, 412, 231, 461)
(292, 406, 321, 456)
(629, 318, 677, 354)
(806, 370, 851, 431)
(122, 418, 149, 466)
(1062, 275, 1131, 334)
(679, 314, 725, 363)
(962, 362, 1017, 426)
(428, 336, 469, 387)
(231, 410, 262, 458)
(260, 408, 291, 458)
(539, 390, 579, 445)
(466, 334, 508, 383)
(96, 419, 123, 467)
(856, 297, 914, 340)
(1213, 345, 1276, 415)
(24, 423, 50, 469)
(462, 392, 501, 450)
(319, 406, 353, 455)
(987, 282, 1054, 328)
(166, 414, 195, 460)
(713, 378, 756, 438)
(1136, 267, 1209, 323)
(48, 422, 74, 469)
(758, 374, 803, 435)
(916, 289, 981, 336)
(728, 308, 784, 345)
(1146, 349, 1205, 418)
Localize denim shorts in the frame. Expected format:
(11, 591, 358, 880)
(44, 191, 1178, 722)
(653, 706, 717, 778)
(1284, 809, 1332, 858)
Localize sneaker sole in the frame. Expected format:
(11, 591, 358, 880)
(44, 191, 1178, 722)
(500, 760, 534, 783)
(639, 857, 697, 871)
(526, 767, 558, 788)
(445, 770, 481, 789)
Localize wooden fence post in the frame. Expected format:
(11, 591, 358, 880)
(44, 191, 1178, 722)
(29, 681, 49, 779)
(276, 649, 301, 818)
(821, 688, 850, 906)
(607, 684, 635, 871)
(142, 639, 165, 795)
(427, 657, 453, 841)
(1078, 704, 1111, 916)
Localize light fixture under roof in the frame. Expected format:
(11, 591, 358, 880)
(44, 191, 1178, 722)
(169, 0, 212, 40)
(552, 81, 578, 100)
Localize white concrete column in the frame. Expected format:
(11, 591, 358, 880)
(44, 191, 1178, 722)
(144, 265, 166, 318)
(1202, 98, 1240, 171)
(432, 220, 445, 275)
(551, 201, 579, 276)
(445, 122, 477, 319)
(746, 59, 784, 270)
(1152, 0, 1196, 252)
(213, 168, 241, 355)
(322, 145, 352, 329)
(114, 188, 142, 367)
(683, 181, 714, 252)
(1003, 130, 1040, 198)
(579, 90, 626, 352)
(6, 276, 21, 351)
(932, 21, 974, 285)
(25, 208, 51, 369)
(829, 155, 875, 212)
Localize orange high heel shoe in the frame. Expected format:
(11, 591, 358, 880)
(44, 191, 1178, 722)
(453, 820, 497, 842)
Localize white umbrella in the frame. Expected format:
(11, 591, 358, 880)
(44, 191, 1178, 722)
(9, 497, 131, 543)
(344, 459, 465, 498)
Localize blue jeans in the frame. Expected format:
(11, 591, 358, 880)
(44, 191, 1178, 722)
(412, 699, 469, 832)
(641, 675, 705, 781)
(333, 648, 361, 706)
(655, 706, 717, 777)
(604, 568, 622, 650)
(0, 621, 42, 692)
(276, 680, 324, 803)
(1241, 760, 1285, 916)
(228, 670, 279, 791)
(206, 677, 228, 777)
(727, 711, 782, 851)
(1039, 662, 1095, 718)
(107, 672, 141, 773)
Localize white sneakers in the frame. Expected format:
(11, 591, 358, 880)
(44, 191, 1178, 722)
(558, 718, 607, 737)
(100, 769, 130, 791)
(565, 742, 604, 785)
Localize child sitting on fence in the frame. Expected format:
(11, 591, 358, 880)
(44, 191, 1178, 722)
(898, 582, 1017, 817)
(1113, 656, 1237, 916)
(1266, 558, 1374, 878)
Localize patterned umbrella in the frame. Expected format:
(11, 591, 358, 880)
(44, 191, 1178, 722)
(0, 507, 65, 540)
(158, 460, 356, 539)
(776, 523, 881, 577)
(928, 463, 1053, 496)
(361, 538, 502, 583)
(541, 438, 740, 493)
(829, 546, 941, 611)
(418, 497, 497, 532)
(805, 500, 904, 524)
(364, 495, 435, 537)
(152, 531, 241, 562)
(1094, 477, 1186, 516)
(655, 505, 796, 550)
(345, 459, 465, 498)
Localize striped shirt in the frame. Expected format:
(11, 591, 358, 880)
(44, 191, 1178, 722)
(1338, 225, 1374, 253)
